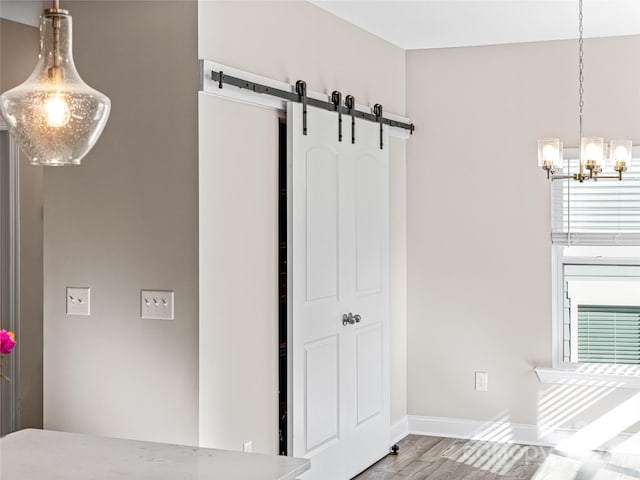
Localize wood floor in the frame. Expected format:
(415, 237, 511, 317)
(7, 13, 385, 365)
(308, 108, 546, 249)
(353, 435, 640, 480)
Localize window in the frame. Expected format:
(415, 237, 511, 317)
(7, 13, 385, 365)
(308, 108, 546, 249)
(551, 148, 640, 373)
(560, 258, 640, 366)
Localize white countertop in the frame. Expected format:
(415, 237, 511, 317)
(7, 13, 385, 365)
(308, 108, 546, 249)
(0, 429, 310, 480)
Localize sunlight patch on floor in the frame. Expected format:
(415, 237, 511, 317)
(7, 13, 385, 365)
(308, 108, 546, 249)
(449, 441, 545, 476)
(556, 393, 640, 453)
(442, 412, 549, 476)
(612, 430, 640, 455)
(537, 383, 616, 441)
(531, 453, 583, 480)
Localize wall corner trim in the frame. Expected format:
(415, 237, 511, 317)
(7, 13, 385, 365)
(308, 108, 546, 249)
(390, 416, 409, 445)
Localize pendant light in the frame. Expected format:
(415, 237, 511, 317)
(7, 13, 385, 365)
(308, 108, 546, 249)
(538, 0, 631, 182)
(0, 0, 110, 166)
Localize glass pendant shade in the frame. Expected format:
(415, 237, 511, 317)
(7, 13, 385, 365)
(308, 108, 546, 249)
(609, 139, 632, 166)
(537, 138, 563, 169)
(580, 137, 605, 168)
(0, 10, 110, 166)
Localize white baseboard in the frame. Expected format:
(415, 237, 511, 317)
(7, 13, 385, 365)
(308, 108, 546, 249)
(407, 415, 637, 452)
(390, 416, 408, 445)
(408, 415, 560, 447)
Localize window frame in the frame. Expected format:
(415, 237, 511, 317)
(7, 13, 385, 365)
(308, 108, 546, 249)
(538, 246, 640, 388)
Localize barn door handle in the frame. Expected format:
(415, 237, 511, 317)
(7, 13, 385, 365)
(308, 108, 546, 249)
(342, 312, 355, 326)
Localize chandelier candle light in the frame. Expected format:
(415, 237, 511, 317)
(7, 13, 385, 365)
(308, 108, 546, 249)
(0, 0, 110, 166)
(538, 0, 631, 182)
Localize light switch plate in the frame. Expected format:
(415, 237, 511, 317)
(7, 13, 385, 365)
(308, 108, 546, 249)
(67, 287, 90, 316)
(141, 290, 174, 320)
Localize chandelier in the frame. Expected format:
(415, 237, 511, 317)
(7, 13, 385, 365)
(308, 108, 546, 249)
(538, 0, 631, 182)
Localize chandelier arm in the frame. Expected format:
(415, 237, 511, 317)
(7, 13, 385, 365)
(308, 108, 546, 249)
(552, 173, 624, 181)
(595, 175, 624, 180)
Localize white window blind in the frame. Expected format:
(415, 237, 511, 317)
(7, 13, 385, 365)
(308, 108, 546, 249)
(577, 305, 640, 365)
(551, 156, 640, 245)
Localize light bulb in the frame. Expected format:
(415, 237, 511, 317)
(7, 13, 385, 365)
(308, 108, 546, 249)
(585, 143, 600, 159)
(614, 145, 628, 162)
(538, 138, 562, 168)
(609, 139, 632, 167)
(0, 8, 110, 166)
(44, 94, 71, 128)
(580, 137, 604, 167)
(542, 144, 558, 161)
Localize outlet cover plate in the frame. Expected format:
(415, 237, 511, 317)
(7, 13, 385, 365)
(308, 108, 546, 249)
(141, 290, 174, 320)
(475, 371, 488, 392)
(67, 287, 90, 316)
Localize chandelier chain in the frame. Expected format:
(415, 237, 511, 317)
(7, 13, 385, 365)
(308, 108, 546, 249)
(578, 0, 584, 119)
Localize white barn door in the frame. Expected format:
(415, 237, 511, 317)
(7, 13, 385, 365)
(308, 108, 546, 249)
(287, 102, 390, 480)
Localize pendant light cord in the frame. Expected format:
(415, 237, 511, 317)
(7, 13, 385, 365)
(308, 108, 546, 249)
(51, 0, 62, 71)
(53, 20, 60, 69)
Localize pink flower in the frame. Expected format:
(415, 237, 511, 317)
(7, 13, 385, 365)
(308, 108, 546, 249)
(0, 330, 16, 355)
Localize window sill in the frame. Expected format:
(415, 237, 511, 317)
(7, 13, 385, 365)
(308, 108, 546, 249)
(535, 367, 640, 390)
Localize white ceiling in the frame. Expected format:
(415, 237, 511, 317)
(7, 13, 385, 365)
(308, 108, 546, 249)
(4, 1, 640, 50)
(309, 0, 640, 50)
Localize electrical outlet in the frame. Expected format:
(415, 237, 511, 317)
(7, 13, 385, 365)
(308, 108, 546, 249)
(141, 290, 174, 320)
(243, 441, 253, 453)
(67, 287, 90, 316)
(475, 371, 488, 392)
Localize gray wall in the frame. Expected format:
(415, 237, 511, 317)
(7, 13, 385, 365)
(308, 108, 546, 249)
(41, 0, 406, 450)
(406, 36, 640, 432)
(198, 0, 407, 452)
(0, 18, 43, 430)
(42, 1, 199, 445)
